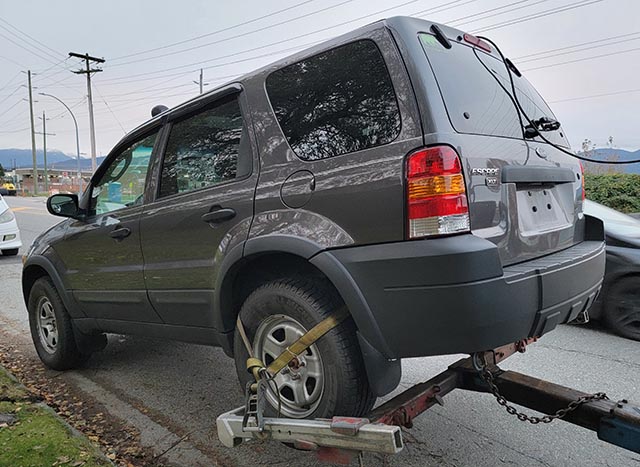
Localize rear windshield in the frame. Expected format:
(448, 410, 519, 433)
(419, 33, 568, 146)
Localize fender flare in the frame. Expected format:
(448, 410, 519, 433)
(22, 255, 85, 318)
(213, 235, 400, 396)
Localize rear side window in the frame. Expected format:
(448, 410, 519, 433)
(419, 33, 522, 139)
(159, 97, 244, 198)
(266, 39, 401, 161)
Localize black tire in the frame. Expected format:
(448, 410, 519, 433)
(603, 277, 640, 341)
(28, 277, 90, 370)
(2, 248, 18, 256)
(234, 278, 376, 419)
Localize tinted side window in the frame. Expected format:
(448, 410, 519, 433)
(266, 39, 401, 161)
(92, 131, 158, 215)
(159, 97, 243, 198)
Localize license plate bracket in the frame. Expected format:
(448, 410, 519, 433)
(516, 187, 569, 234)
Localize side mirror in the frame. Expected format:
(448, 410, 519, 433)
(47, 194, 80, 218)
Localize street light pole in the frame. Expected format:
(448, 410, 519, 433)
(38, 93, 83, 194)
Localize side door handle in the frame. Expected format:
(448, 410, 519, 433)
(201, 208, 236, 224)
(109, 226, 131, 240)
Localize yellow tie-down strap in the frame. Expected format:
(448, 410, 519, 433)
(266, 306, 350, 376)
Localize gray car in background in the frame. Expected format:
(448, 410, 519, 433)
(584, 200, 640, 341)
(22, 16, 605, 420)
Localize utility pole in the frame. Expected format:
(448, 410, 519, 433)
(36, 111, 55, 194)
(26, 70, 38, 194)
(193, 68, 208, 94)
(69, 52, 104, 173)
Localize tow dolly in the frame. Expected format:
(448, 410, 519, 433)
(218, 317, 640, 464)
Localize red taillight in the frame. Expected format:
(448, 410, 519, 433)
(406, 146, 470, 239)
(463, 33, 492, 53)
(579, 161, 585, 201)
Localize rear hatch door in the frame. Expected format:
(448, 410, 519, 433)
(417, 29, 583, 266)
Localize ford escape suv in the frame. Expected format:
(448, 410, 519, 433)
(23, 16, 605, 420)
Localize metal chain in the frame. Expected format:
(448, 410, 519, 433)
(478, 366, 609, 424)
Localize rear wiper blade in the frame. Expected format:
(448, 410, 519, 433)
(524, 116, 561, 138)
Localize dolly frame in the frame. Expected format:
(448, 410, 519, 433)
(217, 339, 640, 463)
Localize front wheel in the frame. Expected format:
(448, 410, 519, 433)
(234, 278, 375, 419)
(28, 277, 90, 370)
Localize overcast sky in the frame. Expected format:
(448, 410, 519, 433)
(0, 0, 638, 159)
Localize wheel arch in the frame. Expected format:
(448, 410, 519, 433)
(22, 256, 84, 318)
(214, 235, 400, 396)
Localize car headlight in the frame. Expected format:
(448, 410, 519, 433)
(0, 208, 15, 223)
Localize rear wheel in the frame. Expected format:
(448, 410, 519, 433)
(603, 276, 640, 341)
(234, 278, 375, 419)
(28, 277, 91, 370)
(2, 248, 18, 256)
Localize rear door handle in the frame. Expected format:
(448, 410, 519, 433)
(201, 208, 236, 224)
(109, 226, 131, 240)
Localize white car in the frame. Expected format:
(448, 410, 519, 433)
(0, 194, 21, 256)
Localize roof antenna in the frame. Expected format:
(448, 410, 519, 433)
(151, 105, 168, 118)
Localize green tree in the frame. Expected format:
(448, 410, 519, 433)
(0, 163, 4, 177)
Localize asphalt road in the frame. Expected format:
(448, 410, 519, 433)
(1, 196, 639, 467)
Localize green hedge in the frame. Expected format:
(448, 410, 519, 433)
(584, 173, 640, 213)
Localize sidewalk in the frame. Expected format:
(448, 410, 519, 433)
(0, 366, 110, 467)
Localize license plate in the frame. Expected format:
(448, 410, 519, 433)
(516, 187, 570, 234)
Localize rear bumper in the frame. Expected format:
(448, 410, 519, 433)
(321, 220, 605, 359)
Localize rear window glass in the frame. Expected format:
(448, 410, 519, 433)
(266, 39, 401, 161)
(475, 51, 569, 147)
(419, 33, 568, 146)
(419, 33, 521, 139)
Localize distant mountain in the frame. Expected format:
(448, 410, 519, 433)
(0, 149, 105, 171)
(0, 148, 70, 168)
(580, 148, 640, 174)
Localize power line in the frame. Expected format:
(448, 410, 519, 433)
(0, 24, 62, 64)
(0, 126, 30, 134)
(0, 71, 23, 94)
(517, 35, 640, 64)
(100, 40, 319, 84)
(472, 0, 603, 34)
(523, 46, 640, 71)
(109, 0, 355, 68)
(100, 0, 439, 83)
(0, 54, 27, 69)
(414, 0, 482, 18)
(0, 99, 22, 119)
(110, 0, 316, 61)
(449, 0, 550, 26)
(100, 0, 584, 87)
(0, 30, 59, 65)
(0, 17, 63, 58)
(549, 88, 640, 104)
(514, 31, 640, 60)
(93, 84, 127, 135)
(0, 85, 22, 106)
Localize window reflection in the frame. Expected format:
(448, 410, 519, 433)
(93, 131, 157, 215)
(159, 98, 243, 198)
(266, 39, 401, 161)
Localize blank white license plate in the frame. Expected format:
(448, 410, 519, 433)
(516, 187, 570, 234)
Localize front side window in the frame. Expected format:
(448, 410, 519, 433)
(92, 131, 158, 215)
(266, 39, 401, 161)
(159, 97, 243, 198)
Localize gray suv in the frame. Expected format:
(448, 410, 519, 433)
(23, 16, 605, 420)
